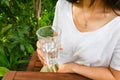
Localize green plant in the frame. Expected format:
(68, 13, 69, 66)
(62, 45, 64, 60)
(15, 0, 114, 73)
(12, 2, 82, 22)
(0, 0, 35, 70)
(0, 0, 57, 79)
(0, 67, 9, 77)
(38, 0, 57, 27)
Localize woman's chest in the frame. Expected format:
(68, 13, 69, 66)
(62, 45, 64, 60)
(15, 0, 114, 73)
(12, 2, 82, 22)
(61, 29, 115, 64)
(61, 30, 111, 52)
(72, 3, 117, 33)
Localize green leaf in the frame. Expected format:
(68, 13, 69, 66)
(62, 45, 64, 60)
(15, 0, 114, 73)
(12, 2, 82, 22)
(25, 43, 34, 53)
(18, 60, 29, 64)
(20, 44, 25, 51)
(1, 24, 12, 36)
(0, 53, 10, 67)
(0, 43, 10, 67)
(0, 67, 9, 77)
(0, 43, 4, 54)
(1, 0, 10, 6)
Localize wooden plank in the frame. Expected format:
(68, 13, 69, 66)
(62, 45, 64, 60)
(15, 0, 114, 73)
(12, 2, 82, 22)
(27, 51, 43, 71)
(26, 51, 37, 71)
(33, 67, 41, 71)
(2, 71, 16, 80)
(34, 61, 42, 67)
(26, 51, 91, 80)
(14, 71, 91, 80)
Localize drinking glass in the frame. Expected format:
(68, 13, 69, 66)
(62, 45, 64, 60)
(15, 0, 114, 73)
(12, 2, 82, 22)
(36, 26, 61, 66)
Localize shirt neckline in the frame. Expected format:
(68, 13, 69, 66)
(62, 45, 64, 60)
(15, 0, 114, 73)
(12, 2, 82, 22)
(69, 3, 119, 34)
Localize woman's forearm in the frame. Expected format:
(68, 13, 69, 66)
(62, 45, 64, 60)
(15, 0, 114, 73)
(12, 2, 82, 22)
(72, 64, 115, 80)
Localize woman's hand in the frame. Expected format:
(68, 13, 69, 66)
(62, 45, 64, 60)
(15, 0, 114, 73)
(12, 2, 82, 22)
(58, 62, 77, 73)
(36, 41, 47, 65)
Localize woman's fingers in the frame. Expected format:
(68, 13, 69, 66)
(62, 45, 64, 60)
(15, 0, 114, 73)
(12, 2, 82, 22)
(36, 41, 47, 65)
(37, 48, 47, 65)
(36, 40, 63, 65)
(59, 47, 63, 50)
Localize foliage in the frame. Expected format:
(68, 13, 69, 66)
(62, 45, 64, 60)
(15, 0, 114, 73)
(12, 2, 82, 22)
(0, 0, 35, 71)
(0, 67, 9, 77)
(38, 0, 57, 27)
(0, 0, 57, 78)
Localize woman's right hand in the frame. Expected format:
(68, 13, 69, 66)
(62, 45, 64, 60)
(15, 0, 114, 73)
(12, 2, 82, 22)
(36, 41, 47, 65)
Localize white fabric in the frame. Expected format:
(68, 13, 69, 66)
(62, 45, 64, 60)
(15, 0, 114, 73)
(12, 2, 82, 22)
(52, 0, 120, 71)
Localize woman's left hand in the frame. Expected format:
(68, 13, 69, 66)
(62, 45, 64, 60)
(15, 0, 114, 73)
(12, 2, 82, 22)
(57, 62, 77, 73)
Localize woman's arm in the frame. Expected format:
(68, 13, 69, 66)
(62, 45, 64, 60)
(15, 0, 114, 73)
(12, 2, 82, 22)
(58, 63, 118, 80)
(110, 68, 120, 80)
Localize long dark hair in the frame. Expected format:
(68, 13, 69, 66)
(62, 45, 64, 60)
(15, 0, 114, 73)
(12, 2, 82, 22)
(67, 0, 120, 15)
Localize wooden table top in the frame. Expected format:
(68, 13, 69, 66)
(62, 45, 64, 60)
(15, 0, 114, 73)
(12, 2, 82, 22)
(2, 71, 91, 80)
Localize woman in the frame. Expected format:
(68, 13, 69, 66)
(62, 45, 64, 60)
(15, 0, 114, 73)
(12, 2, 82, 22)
(37, 0, 120, 79)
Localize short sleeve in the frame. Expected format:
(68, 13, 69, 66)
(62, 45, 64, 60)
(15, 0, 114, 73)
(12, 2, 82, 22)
(52, 0, 66, 30)
(52, 0, 59, 29)
(110, 38, 120, 71)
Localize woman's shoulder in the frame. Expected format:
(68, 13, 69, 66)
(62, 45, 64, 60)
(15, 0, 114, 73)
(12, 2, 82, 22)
(56, 0, 71, 7)
(57, 0, 70, 3)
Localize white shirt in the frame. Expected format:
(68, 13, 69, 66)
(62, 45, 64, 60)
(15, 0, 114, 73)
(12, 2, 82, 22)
(52, 0, 120, 71)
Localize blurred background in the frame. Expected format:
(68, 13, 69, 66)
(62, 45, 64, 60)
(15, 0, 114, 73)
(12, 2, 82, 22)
(0, 0, 57, 79)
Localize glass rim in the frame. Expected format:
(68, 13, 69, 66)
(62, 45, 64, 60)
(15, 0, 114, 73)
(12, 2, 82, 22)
(36, 26, 61, 39)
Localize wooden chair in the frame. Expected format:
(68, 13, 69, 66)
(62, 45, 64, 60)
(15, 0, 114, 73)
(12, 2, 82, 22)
(27, 51, 43, 71)
(2, 51, 91, 80)
(25, 51, 91, 80)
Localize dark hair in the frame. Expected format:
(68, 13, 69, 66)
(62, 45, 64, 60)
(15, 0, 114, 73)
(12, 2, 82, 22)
(67, 0, 120, 15)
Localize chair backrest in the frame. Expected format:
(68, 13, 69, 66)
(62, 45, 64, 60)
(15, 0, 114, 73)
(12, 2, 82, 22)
(27, 51, 43, 71)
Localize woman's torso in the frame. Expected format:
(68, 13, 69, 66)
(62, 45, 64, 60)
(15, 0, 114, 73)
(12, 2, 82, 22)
(53, 0, 120, 67)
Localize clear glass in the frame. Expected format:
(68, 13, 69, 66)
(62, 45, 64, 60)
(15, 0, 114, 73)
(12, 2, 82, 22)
(36, 26, 61, 66)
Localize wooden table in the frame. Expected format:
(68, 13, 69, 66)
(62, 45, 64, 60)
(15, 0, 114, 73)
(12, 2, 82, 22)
(2, 71, 91, 80)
